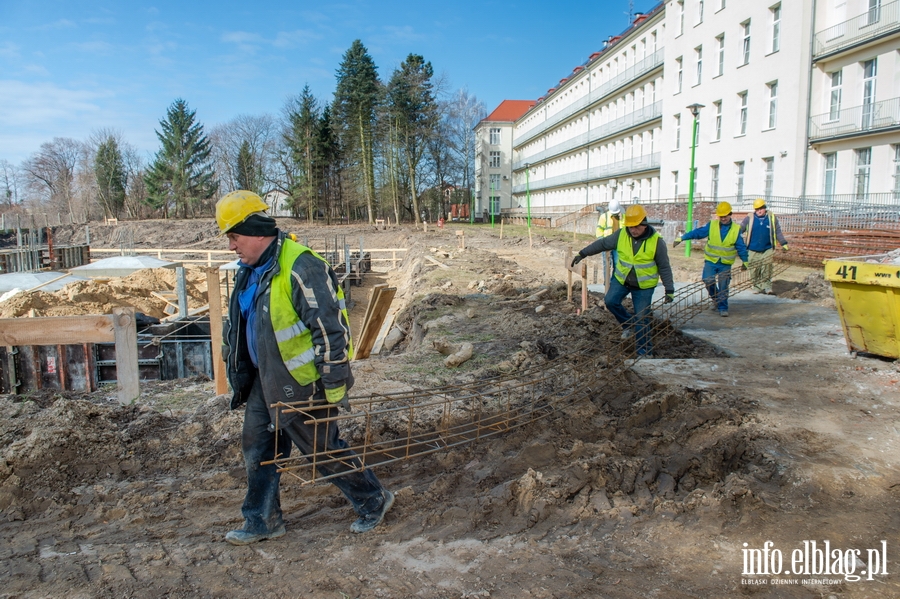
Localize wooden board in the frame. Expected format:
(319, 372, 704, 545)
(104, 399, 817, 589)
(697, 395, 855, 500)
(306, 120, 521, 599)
(354, 286, 396, 360)
(0, 314, 116, 345)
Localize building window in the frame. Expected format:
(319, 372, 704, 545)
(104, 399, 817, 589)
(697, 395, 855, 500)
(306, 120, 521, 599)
(711, 165, 720, 199)
(866, 0, 881, 26)
(489, 173, 501, 192)
(767, 81, 778, 129)
(855, 148, 871, 199)
(695, 46, 703, 85)
(828, 70, 842, 121)
(893, 145, 900, 198)
(862, 59, 877, 129)
(716, 35, 725, 76)
(824, 153, 837, 199)
(677, 0, 685, 35)
(676, 57, 683, 93)
(738, 91, 748, 135)
(489, 151, 501, 168)
(771, 4, 781, 53)
(697, 0, 704, 24)
(673, 171, 680, 198)
(714, 100, 722, 141)
(489, 128, 501, 145)
(674, 114, 682, 150)
(490, 195, 500, 215)
(763, 157, 774, 198)
(735, 161, 745, 199)
(741, 21, 751, 65)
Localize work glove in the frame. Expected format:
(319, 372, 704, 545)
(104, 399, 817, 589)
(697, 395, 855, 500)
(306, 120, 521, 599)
(672, 237, 682, 248)
(782, 244, 789, 252)
(664, 293, 674, 304)
(325, 384, 351, 413)
(570, 253, 584, 268)
(741, 263, 748, 271)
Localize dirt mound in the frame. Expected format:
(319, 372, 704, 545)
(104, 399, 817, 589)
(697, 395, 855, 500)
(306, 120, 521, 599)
(775, 272, 836, 308)
(0, 267, 208, 318)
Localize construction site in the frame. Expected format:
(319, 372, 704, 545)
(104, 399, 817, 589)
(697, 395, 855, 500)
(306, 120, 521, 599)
(1, 213, 900, 598)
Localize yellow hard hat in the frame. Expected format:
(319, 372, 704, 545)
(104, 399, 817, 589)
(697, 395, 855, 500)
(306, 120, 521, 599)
(753, 199, 766, 210)
(623, 204, 648, 227)
(715, 201, 733, 217)
(216, 190, 269, 234)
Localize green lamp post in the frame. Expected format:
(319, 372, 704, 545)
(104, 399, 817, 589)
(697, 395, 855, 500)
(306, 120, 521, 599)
(685, 103, 704, 257)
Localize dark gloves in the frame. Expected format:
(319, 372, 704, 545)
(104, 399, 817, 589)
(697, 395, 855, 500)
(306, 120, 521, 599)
(325, 384, 351, 413)
(665, 293, 674, 304)
(741, 263, 748, 271)
(570, 253, 584, 268)
(673, 237, 682, 248)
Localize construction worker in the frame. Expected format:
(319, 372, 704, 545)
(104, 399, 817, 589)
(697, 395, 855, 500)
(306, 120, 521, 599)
(673, 201, 749, 317)
(739, 199, 789, 295)
(572, 204, 675, 357)
(595, 199, 622, 286)
(216, 190, 393, 545)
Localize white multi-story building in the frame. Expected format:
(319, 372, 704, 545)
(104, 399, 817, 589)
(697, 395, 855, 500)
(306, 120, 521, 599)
(509, 5, 666, 214)
(805, 0, 900, 206)
(474, 100, 535, 218)
(475, 0, 900, 217)
(659, 0, 813, 207)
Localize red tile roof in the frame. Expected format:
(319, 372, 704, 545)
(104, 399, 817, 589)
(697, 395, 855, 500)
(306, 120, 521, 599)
(483, 100, 536, 123)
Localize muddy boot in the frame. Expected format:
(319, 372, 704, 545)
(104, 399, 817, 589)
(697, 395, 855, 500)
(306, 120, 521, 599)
(225, 523, 286, 546)
(350, 490, 394, 534)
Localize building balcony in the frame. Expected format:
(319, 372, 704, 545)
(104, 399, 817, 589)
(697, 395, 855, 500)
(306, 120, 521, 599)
(813, 0, 900, 60)
(809, 97, 900, 141)
(512, 153, 660, 193)
(513, 49, 664, 148)
(513, 101, 662, 171)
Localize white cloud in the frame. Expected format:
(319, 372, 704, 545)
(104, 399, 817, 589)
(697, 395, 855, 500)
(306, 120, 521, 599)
(73, 41, 114, 54)
(272, 29, 322, 49)
(34, 19, 77, 31)
(0, 42, 20, 59)
(0, 80, 104, 127)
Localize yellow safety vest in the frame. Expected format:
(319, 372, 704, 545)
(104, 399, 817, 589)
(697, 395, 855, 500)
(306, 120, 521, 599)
(745, 211, 778, 249)
(614, 229, 660, 289)
(596, 211, 616, 237)
(704, 221, 740, 265)
(271, 239, 353, 386)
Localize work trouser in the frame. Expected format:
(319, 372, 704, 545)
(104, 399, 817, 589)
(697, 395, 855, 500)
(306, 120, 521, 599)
(702, 260, 733, 311)
(604, 278, 656, 355)
(239, 377, 385, 534)
(748, 248, 774, 293)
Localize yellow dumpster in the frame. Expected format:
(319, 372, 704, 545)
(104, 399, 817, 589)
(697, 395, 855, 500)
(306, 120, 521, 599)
(824, 253, 900, 359)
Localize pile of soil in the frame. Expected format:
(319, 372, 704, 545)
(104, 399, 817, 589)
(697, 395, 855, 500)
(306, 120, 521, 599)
(0, 267, 209, 319)
(775, 272, 836, 308)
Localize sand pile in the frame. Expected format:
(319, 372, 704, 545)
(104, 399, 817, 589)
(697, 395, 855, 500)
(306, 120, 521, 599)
(0, 267, 209, 318)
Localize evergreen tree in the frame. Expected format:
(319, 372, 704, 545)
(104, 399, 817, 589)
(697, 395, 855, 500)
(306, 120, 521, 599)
(283, 86, 321, 220)
(388, 54, 438, 225)
(94, 136, 127, 218)
(334, 40, 380, 223)
(144, 99, 217, 218)
(235, 140, 262, 194)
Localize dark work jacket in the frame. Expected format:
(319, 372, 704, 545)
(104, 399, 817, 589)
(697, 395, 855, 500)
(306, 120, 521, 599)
(223, 231, 354, 426)
(577, 224, 675, 293)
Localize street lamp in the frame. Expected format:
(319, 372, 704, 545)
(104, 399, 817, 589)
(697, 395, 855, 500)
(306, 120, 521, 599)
(685, 103, 704, 257)
(524, 163, 532, 229)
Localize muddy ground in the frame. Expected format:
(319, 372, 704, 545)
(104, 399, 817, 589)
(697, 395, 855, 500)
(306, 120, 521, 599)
(2, 220, 900, 598)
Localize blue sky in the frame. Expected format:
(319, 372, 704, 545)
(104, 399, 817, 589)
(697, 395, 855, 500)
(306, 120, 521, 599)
(0, 0, 659, 166)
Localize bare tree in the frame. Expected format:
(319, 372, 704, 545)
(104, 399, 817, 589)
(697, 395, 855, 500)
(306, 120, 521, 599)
(21, 137, 84, 214)
(0, 160, 23, 208)
(446, 88, 486, 203)
(209, 113, 278, 195)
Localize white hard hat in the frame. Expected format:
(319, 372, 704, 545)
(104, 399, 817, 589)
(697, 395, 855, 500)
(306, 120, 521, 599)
(608, 199, 622, 215)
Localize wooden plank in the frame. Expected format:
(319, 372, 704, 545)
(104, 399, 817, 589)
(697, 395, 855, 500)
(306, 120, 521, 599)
(371, 311, 396, 355)
(354, 287, 396, 360)
(425, 255, 450, 269)
(112, 307, 139, 404)
(206, 267, 228, 396)
(0, 315, 115, 345)
(360, 284, 387, 336)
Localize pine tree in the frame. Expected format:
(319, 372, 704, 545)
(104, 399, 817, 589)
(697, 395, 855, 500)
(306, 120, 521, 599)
(235, 140, 261, 194)
(388, 54, 438, 225)
(144, 99, 217, 218)
(334, 40, 380, 223)
(94, 136, 127, 218)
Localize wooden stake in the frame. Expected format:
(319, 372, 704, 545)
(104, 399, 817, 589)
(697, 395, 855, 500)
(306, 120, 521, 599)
(206, 267, 228, 396)
(499, 219, 504, 240)
(112, 307, 139, 404)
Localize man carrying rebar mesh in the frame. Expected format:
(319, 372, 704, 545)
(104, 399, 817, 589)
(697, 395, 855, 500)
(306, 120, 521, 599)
(216, 190, 393, 545)
(674, 201, 750, 317)
(739, 199, 789, 295)
(572, 204, 675, 357)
